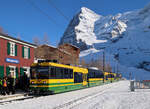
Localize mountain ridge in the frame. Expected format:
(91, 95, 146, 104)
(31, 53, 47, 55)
(59, 3, 150, 79)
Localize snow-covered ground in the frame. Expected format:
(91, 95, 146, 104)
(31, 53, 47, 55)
(1, 81, 150, 109)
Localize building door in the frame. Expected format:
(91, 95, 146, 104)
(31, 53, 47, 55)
(23, 67, 30, 77)
(9, 66, 16, 78)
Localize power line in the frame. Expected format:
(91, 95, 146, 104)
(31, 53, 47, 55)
(47, 0, 69, 21)
(26, 0, 61, 27)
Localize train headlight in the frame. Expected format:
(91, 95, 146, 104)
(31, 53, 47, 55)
(43, 81, 46, 84)
(31, 81, 34, 84)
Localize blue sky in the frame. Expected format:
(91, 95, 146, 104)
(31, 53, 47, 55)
(0, 0, 149, 46)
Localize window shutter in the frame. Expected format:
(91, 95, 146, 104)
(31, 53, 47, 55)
(7, 42, 10, 55)
(28, 48, 30, 59)
(6, 67, 10, 76)
(20, 67, 24, 76)
(15, 44, 17, 56)
(16, 67, 18, 78)
(22, 46, 24, 58)
(0, 66, 4, 79)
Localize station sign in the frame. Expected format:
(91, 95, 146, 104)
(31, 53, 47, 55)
(5, 58, 19, 64)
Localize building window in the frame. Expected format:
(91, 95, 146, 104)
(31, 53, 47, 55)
(7, 42, 17, 56)
(10, 42, 15, 56)
(24, 46, 28, 59)
(22, 46, 30, 59)
(23, 67, 30, 77)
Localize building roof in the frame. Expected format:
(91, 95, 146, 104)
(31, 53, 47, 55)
(59, 43, 80, 49)
(38, 44, 71, 56)
(0, 33, 37, 48)
(44, 44, 57, 48)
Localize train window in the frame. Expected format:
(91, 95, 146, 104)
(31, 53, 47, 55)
(64, 68, 69, 78)
(88, 72, 93, 78)
(95, 72, 98, 78)
(60, 68, 64, 78)
(50, 67, 56, 78)
(56, 67, 62, 79)
(74, 72, 83, 83)
(93, 72, 95, 78)
(69, 69, 73, 78)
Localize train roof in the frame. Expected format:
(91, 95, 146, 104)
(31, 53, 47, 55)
(31, 62, 88, 74)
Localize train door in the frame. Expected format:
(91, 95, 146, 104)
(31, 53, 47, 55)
(87, 73, 89, 86)
(82, 74, 87, 86)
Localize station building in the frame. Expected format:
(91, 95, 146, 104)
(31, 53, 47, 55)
(0, 33, 36, 80)
(35, 43, 80, 65)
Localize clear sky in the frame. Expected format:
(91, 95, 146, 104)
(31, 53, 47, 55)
(0, 0, 149, 46)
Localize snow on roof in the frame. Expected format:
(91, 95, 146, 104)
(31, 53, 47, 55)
(39, 44, 57, 49)
(88, 67, 99, 70)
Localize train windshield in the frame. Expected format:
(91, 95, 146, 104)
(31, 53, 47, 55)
(106, 74, 114, 78)
(30, 66, 49, 79)
(36, 66, 49, 79)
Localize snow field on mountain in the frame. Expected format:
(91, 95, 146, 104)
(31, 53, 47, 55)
(60, 2, 150, 79)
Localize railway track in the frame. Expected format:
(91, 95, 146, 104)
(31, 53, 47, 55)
(52, 82, 119, 109)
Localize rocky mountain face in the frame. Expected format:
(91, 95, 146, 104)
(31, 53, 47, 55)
(59, 3, 150, 79)
(59, 7, 100, 50)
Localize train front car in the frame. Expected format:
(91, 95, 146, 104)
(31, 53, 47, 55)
(29, 62, 88, 95)
(87, 67, 104, 87)
(104, 72, 117, 83)
(116, 73, 122, 80)
(30, 63, 53, 95)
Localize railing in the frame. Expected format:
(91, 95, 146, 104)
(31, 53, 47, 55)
(130, 80, 150, 91)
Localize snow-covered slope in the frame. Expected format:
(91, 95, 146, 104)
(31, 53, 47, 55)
(60, 3, 150, 79)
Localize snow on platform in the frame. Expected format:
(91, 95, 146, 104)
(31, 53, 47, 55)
(0, 81, 150, 109)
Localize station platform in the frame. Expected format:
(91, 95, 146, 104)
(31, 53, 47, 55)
(0, 91, 27, 100)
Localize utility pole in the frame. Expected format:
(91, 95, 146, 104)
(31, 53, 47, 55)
(103, 51, 105, 72)
(116, 62, 118, 73)
(103, 51, 105, 83)
(116, 54, 119, 74)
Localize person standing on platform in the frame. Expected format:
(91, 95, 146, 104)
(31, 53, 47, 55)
(0, 78, 3, 94)
(10, 72, 16, 94)
(2, 77, 8, 95)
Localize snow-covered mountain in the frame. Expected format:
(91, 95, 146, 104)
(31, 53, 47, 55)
(59, 3, 150, 79)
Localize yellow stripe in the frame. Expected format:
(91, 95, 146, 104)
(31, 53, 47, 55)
(30, 79, 74, 84)
(89, 78, 103, 81)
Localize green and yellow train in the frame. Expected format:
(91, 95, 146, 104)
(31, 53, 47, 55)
(29, 61, 121, 94)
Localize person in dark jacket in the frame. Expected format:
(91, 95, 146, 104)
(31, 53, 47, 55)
(0, 78, 3, 95)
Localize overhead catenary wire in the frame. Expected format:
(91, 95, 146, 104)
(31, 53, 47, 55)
(26, 0, 62, 28)
(47, 0, 69, 21)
